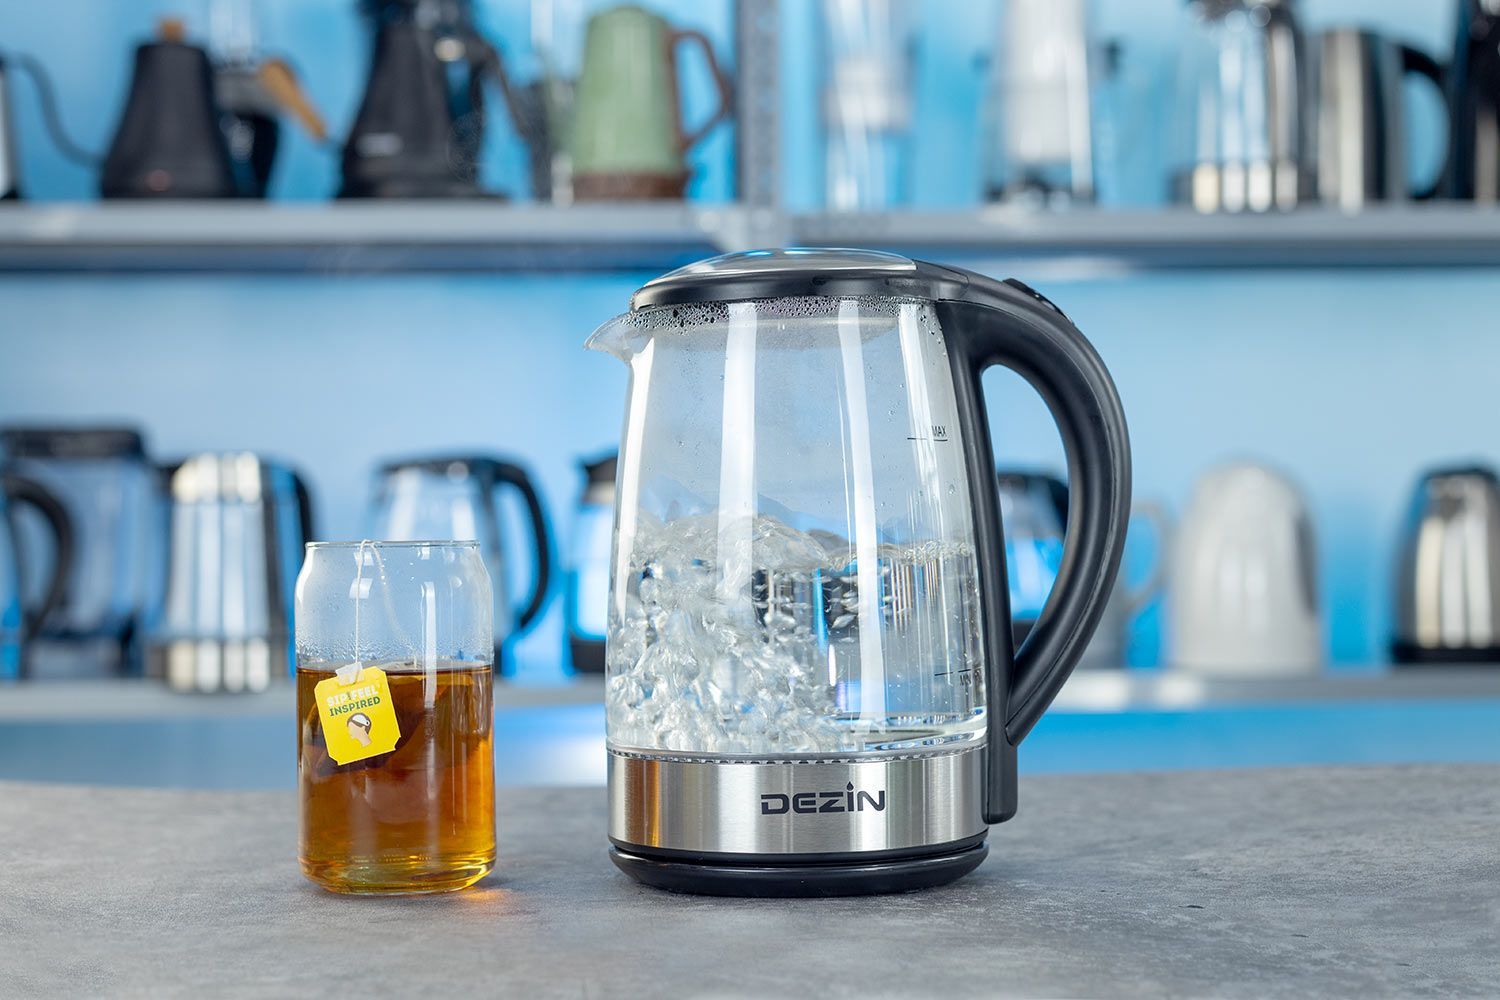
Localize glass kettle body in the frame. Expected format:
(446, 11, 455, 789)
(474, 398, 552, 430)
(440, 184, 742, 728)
(366, 455, 553, 673)
(588, 250, 1130, 895)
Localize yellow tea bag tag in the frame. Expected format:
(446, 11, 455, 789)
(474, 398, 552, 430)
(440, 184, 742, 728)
(315, 666, 401, 765)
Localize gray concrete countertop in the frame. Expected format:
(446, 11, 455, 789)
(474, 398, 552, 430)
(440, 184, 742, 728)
(3, 766, 1497, 998)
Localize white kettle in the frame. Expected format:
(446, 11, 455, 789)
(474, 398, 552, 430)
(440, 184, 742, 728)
(1168, 462, 1322, 675)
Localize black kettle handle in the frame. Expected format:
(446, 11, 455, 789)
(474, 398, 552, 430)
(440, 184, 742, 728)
(290, 469, 316, 548)
(492, 461, 553, 633)
(2, 472, 75, 644)
(1400, 44, 1449, 201)
(938, 277, 1131, 824)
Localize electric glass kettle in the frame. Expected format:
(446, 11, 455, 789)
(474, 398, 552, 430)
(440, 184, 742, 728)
(366, 455, 552, 673)
(997, 470, 1068, 641)
(587, 249, 1131, 895)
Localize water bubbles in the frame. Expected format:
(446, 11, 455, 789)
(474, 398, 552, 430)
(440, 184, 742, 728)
(604, 512, 984, 754)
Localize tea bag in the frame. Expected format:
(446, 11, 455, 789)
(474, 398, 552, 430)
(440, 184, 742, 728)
(315, 540, 402, 764)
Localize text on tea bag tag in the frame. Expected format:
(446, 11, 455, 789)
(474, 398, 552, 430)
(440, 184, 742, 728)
(316, 540, 400, 765)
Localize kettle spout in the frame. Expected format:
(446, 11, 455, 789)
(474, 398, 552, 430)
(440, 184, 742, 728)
(584, 312, 642, 364)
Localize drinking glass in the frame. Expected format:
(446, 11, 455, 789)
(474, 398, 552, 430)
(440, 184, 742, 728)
(296, 541, 494, 894)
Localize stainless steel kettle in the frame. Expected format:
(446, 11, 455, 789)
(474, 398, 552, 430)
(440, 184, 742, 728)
(1310, 28, 1447, 210)
(1444, 0, 1500, 201)
(1171, 0, 1309, 213)
(148, 453, 315, 693)
(1392, 465, 1500, 665)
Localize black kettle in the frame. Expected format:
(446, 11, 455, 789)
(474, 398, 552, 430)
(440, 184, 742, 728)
(1445, 0, 1500, 201)
(100, 18, 238, 198)
(340, 0, 530, 199)
(0, 55, 19, 200)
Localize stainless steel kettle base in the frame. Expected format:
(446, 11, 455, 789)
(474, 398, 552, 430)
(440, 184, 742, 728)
(609, 836, 988, 897)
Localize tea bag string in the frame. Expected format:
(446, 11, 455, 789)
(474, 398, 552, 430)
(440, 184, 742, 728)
(336, 540, 375, 685)
(338, 540, 419, 685)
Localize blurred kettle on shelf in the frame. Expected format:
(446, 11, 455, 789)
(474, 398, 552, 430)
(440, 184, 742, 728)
(1170, 0, 1309, 213)
(366, 455, 552, 672)
(100, 18, 238, 198)
(982, 0, 1095, 206)
(1079, 501, 1169, 670)
(0, 55, 18, 200)
(567, 452, 615, 673)
(1001, 469, 1167, 668)
(569, 4, 732, 200)
(1444, 0, 1500, 201)
(101, 15, 323, 199)
(147, 453, 315, 694)
(209, 0, 328, 199)
(0, 427, 161, 679)
(339, 0, 540, 199)
(0, 473, 73, 681)
(1310, 28, 1447, 211)
(819, 0, 913, 210)
(1168, 462, 1322, 676)
(1391, 465, 1500, 665)
(997, 470, 1067, 644)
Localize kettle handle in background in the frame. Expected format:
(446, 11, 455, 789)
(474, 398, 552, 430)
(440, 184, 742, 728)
(1401, 44, 1450, 201)
(256, 58, 330, 145)
(1, 472, 75, 655)
(938, 278, 1131, 824)
(668, 27, 734, 154)
(492, 461, 554, 633)
(1120, 500, 1171, 618)
(289, 469, 317, 549)
(467, 34, 539, 155)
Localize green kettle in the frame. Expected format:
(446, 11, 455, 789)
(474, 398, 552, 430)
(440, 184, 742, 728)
(570, 5, 732, 200)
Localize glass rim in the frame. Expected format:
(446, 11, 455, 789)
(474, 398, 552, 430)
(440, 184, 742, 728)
(304, 540, 482, 551)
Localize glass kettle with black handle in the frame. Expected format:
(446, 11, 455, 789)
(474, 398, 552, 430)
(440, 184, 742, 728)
(588, 248, 1131, 896)
(0, 473, 74, 681)
(367, 455, 552, 673)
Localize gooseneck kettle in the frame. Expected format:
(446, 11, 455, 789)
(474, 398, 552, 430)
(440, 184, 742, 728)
(340, 0, 531, 199)
(100, 18, 239, 199)
(588, 249, 1131, 896)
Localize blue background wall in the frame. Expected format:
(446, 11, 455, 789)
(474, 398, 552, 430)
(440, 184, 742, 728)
(0, 1, 1491, 677)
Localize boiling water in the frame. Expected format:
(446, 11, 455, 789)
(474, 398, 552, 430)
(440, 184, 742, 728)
(606, 514, 986, 755)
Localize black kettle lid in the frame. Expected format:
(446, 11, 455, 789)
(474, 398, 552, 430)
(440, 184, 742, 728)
(628, 248, 1069, 323)
(0, 426, 146, 460)
(631, 248, 954, 311)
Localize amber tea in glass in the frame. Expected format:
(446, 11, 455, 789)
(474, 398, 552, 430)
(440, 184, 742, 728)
(296, 542, 495, 894)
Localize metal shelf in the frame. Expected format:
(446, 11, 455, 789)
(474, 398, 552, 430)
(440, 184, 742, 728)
(0, 202, 780, 274)
(794, 205, 1500, 272)
(2, 202, 1500, 274)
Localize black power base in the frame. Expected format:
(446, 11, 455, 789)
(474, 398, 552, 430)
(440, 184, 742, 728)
(609, 837, 989, 898)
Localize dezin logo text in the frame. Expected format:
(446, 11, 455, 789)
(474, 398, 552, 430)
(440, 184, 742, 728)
(760, 783, 886, 815)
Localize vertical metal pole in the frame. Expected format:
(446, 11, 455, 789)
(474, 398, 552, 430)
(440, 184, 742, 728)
(734, 0, 781, 212)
